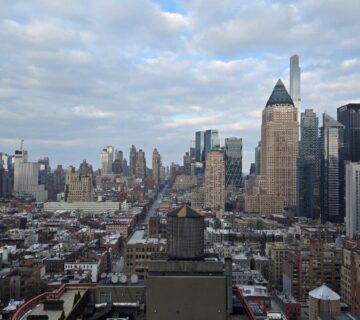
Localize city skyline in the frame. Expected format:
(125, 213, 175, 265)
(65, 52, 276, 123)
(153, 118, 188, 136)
(0, 1, 359, 170)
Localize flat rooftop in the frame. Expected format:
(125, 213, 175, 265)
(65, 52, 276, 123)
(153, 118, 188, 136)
(127, 230, 166, 245)
(27, 289, 87, 320)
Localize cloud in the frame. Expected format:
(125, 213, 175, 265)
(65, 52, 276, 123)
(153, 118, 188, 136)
(71, 106, 115, 119)
(0, 0, 359, 171)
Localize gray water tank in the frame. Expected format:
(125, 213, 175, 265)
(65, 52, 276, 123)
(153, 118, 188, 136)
(167, 205, 204, 259)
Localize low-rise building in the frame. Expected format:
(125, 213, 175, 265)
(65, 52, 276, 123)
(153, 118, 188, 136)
(124, 230, 166, 279)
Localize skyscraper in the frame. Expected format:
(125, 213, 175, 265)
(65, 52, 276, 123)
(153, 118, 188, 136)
(320, 113, 345, 223)
(260, 79, 298, 208)
(345, 162, 360, 239)
(64, 170, 93, 202)
(204, 150, 225, 211)
(290, 54, 301, 126)
(297, 109, 319, 218)
(113, 150, 123, 174)
(225, 137, 242, 189)
(152, 148, 161, 188)
(195, 131, 204, 163)
(204, 129, 220, 161)
(337, 103, 360, 162)
(129, 145, 137, 176)
(13, 149, 48, 202)
(100, 146, 113, 174)
(255, 141, 261, 175)
(183, 152, 191, 175)
(135, 149, 146, 179)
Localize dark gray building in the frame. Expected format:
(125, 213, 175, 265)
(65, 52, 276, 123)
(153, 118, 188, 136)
(225, 137, 242, 189)
(129, 145, 137, 176)
(337, 103, 360, 162)
(320, 113, 345, 223)
(297, 109, 319, 218)
(195, 131, 204, 163)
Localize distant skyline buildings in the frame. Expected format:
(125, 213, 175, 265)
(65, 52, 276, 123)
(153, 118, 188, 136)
(338, 103, 360, 163)
(297, 109, 319, 218)
(225, 137, 242, 189)
(204, 129, 220, 161)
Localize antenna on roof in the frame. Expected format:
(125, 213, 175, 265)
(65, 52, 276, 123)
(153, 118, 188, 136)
(20, 139, 24, 152)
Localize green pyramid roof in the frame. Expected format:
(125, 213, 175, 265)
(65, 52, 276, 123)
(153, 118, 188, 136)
(266, 79, 294, 107)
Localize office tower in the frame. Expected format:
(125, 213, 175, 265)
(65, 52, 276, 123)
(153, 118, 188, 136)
(115, 150, 123, 161)
(290, 54, 301, 125)
(129, 145, 137, 176)
(78, 160, 93, 175)
(122, 158, 129, 176)
(152, 148, 161, 187)
(204, 129, 220, 161)
(135, 149, 146, 179)
(53, 165, 65, 198)
(0, 153, 13, 198)
(255, 141, 261, 175)
(100, 146, 113, 174)
(345, 162, 360, 239)
(13, 149, 48, 202)
(260, 79, 298, 208)
(195, 131, 204, 163)
(338, 103, 360, 162)
(190, 140, 196, 160)
(224, 137, 242, 189)
(297, 109, 319, 218)
(320, 113, 345, 223)
(183, 152, 191, 175)
(204, 150, 225, 211)
(38, 157, 51, 185)
(64, 170, 93, 202)
(249, 163, 256, 175)
(112, 150, 123, 174)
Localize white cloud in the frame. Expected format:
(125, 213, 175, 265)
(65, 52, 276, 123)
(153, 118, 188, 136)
(0, 0, 359, 170)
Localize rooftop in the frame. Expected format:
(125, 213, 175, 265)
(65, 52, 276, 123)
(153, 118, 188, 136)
(309, 284, 340, 301)
(127, 230, 166, 245)
(266, 79, 294, 107)
(167, 205, 203, 218)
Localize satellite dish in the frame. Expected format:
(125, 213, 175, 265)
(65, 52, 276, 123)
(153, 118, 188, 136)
(120, 274, 127, 283)
(100, 273, 107, 279)
(131, 274, 138, 284)
(111, 274, 119, 284)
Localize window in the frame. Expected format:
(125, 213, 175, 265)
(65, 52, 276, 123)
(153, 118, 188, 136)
(99, 292, 111, 303)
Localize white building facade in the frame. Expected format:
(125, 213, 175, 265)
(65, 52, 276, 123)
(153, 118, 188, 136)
(345, 162, 360, 239)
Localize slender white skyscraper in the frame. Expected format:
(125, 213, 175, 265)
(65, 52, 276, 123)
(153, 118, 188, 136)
(345, 162, 360, 239)
(290, 54, 301, 132)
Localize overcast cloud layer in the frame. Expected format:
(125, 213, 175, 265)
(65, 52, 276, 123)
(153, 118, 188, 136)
(0, 0, 359, 171)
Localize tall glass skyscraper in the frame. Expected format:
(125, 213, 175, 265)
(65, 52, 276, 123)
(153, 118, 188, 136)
(225, 137, 242, 189)
(195, 131, 204, 163)
(204, 129, 220, 161)
(290, 54, 301, 126)
(297, 109, 319, 218)
(337, 103, 360, 162)
(320, 113, 345, 223)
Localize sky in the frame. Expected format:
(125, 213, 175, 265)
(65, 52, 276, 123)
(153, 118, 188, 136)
(0, 0, 360, 172)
